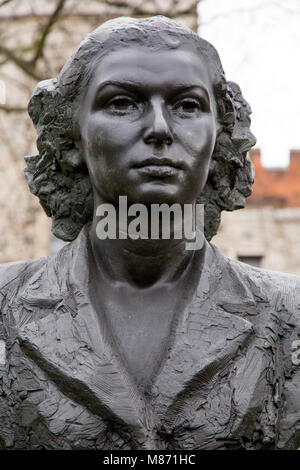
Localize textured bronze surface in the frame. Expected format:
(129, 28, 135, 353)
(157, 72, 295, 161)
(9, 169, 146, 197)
(0, 16, 299, 450)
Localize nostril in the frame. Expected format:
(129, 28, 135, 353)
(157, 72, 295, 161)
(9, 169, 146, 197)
(143, 128, 173, 145)
(143, 134, 172, 146)
(163, 135, 172, 145)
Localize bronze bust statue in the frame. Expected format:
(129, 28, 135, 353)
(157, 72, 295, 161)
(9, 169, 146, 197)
(0, 16, 300, 450)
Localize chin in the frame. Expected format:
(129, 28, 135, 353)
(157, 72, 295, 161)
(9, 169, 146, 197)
(129, 182, 188, 206)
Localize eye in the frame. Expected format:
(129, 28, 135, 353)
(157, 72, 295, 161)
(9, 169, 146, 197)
(105, 96, 139, 114)
(172, 98, 203, 117)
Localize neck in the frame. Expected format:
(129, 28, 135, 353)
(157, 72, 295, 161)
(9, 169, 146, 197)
(88, 195, 206, 287)
(90, 224, 194, 287)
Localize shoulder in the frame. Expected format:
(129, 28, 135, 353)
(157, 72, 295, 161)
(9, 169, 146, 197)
(0, 225, 90, 320)
(207, 240, 300, 336)
(0, 258, 47, 300)
(208, 243, 300, 449)
(0, 245, 72, 312)
(209, 239, 300, 286)
(228, 255, 300, 288)
(228, 254, 300, 303)
(227, 253, 300, 323)
(209, 241, 300, 306)
(0, 228, 87, 321)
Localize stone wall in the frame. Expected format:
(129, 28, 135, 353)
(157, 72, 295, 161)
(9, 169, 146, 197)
(212, 207, 300, 276)
(0, 0, 198, 262)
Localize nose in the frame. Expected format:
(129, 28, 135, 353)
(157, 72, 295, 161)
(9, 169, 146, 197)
(143, 97, 173, 146)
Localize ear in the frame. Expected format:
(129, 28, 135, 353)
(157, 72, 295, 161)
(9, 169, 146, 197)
(61, 146, 84, 170)
(63, 120, 85, 168)
(58, 129, 85, 172)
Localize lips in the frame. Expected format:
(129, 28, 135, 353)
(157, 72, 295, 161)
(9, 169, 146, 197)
(136, 165, 180, 178)
(133, 157, 184, 178)
(134, 156, 184, 169)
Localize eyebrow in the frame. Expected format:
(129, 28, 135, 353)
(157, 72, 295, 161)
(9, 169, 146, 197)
(95, 80, 210, 101)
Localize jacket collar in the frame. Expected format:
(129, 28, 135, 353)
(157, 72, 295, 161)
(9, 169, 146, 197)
(15, 225, 255, 444)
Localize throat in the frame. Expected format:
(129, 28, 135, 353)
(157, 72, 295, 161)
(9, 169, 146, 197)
(105, 287, 178, 392)
(89, 220, 194, 287)
(88, 246, 205, 394)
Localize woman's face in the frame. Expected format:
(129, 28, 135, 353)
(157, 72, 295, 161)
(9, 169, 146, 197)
(77, 42, 219, 207)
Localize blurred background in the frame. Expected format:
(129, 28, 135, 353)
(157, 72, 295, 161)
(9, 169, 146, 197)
(0, 0, 299, 274)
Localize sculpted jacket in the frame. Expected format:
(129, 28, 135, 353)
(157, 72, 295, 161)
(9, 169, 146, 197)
(0, 225, 300, 450)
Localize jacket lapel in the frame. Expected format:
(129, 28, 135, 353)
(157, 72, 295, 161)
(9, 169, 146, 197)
(17, 298, 147, 429)
(15, 228, 150, 444)
(14, 227, 256, 442)
(151, 247, 255, 429)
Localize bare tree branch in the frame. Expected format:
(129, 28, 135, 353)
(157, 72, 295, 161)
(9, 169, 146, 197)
(0, 0, 66, 81)
(0, 58, 9, 66)
(0, 104, 27, 112)
(0, 44, 43, 80)
(31, 0, 67, 66)
(0, 12, 122, 21)
(0, 0, 198, 85)
(0, 0, 14, 7)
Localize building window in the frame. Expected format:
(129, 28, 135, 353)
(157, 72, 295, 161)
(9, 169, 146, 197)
(238, 255, 263, 267)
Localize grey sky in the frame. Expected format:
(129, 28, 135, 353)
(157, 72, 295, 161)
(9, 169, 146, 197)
(198, 0, 300, 167)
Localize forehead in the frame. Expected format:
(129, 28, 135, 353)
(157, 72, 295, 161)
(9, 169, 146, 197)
(87, 44, 214, 95)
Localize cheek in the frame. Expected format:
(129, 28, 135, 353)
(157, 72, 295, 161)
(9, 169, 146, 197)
(85, 115, 140, 157)
(177, 117, 217, 158)
(178, 117, 216, 195)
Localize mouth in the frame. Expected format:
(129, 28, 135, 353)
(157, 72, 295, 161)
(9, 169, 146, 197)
(133, 157, 184, 178)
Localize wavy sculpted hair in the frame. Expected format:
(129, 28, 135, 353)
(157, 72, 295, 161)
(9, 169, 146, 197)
(25, 16, 256, 242)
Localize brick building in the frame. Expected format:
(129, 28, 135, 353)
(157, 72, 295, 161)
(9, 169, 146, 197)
(213, 150, 300, 275)
(248, 149, 300, 208)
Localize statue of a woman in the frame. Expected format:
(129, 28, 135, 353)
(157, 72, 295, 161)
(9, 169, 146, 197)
(0, 16, 300, 450)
